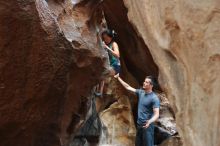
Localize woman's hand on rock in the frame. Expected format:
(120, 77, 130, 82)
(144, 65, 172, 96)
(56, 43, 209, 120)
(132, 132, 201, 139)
(114, 73, 119, 79)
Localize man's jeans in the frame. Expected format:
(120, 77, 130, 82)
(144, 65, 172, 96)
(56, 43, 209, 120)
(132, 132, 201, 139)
(135, 124, 154, 146)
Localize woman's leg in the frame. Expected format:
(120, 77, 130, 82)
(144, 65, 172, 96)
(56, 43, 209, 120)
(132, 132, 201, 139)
(94, 80, 104, 97)
(112, 65, 120, 76)
(95, 65, 120, 97)
(99, 80, 105, 96)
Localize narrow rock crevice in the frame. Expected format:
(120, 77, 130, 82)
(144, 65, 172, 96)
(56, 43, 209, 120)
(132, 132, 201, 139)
(2, 0, 218, 146)
(101, 0, 160, 87)
(70, 0, 180, 146)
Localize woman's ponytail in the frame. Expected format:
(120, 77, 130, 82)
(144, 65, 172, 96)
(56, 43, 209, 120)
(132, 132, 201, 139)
(111, 30, 117, 38)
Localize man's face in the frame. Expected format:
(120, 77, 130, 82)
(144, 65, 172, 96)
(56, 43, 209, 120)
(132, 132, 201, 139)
(142, 78, 153, 90)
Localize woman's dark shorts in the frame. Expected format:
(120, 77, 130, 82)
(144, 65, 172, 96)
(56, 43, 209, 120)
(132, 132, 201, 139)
(112, 64, 121, 74)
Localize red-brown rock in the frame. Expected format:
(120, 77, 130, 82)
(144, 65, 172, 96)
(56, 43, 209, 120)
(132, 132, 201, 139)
(0, 0, 105, 146)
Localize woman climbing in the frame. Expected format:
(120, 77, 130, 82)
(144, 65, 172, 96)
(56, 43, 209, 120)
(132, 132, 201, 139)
(102, 29, 121, 75)
(95, 29, 121, 97)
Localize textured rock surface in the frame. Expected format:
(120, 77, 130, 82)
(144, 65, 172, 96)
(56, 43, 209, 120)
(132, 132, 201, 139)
(69, 76, 137, 146)
(98, 78, 136, 146)
(71, 94, 102, 146)
(0, 0, 105, 146)
(154, 93, 179, 145)
(1, 0, 219, 146)
(123, 0, 220, 146)
(159, 136, 182, 146)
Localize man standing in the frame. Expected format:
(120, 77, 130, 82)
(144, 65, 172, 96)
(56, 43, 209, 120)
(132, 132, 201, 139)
(114, 74, 160, 146)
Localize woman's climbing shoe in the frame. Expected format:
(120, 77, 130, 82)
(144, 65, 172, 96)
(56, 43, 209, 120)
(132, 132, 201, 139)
(103, 93, 113, 98)
(94, 92, 102, 97)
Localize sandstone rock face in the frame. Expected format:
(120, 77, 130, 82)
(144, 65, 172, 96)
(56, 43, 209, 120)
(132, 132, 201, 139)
(98, 78, 136, 146)
(0, 0, 105, 146)
(123, 0, 220, 146)
(155, 93, 179, 145)
(159, 136, 182, 146)
(1, 0, 219, 146)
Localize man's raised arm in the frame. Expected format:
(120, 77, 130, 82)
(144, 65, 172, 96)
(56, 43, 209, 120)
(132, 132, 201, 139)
(114, 74, 136, 93)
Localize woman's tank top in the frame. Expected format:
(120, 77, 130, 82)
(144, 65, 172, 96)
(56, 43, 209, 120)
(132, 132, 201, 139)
(108, 42, 121, 66)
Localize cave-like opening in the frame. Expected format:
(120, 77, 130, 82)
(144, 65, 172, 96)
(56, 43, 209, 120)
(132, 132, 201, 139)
(101, 0, 159, 88)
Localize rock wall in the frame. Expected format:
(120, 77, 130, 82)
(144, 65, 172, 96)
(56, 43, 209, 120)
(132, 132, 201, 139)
(1, 0, 219, 146)
(0, 0, 105, 146)
(123, 0, 220, 146)
(98, 78, 136, 146)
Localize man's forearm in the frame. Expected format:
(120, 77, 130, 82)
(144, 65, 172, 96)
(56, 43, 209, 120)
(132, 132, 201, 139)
(148, 114, 159, 124)
(148, 109, 159, 124)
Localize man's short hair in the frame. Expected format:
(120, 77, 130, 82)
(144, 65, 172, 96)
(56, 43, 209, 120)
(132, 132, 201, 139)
(145, 76, 155, 86)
